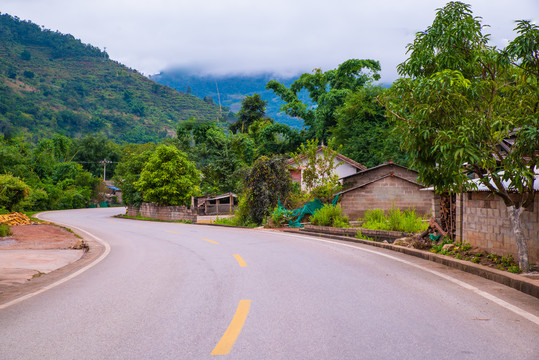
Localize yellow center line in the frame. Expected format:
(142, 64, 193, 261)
(233, 254, 247, 267)
(203, 238, 219, 244)
(165, 230, 180, 234)
(133, 225, 146, 229)
(211, 300, 251, 355)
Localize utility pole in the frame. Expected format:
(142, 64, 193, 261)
(215, 81, 222, 114)
(99, 159, 112, 181)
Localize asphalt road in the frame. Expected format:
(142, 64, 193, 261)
(1, 208, 538, 359)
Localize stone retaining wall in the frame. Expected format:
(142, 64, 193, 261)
(127, 203, 197, 223)
(302, 224, 413, 243)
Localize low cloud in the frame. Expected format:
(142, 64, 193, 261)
(2, 0, 537, 82)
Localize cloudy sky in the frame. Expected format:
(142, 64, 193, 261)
(1, 0, 537, 82)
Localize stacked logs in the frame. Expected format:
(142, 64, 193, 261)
(0, 212, 33, 226)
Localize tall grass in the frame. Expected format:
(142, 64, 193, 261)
(0, 224, 12, 237)
(361, 206, 428, 233)
(311, 204, 350, 228)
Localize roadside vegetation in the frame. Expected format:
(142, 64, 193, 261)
(0, 223, 11, 237)
(310, 204, 350, 228)
(428, 238, 525, 274)
(360, 207, 428, 234)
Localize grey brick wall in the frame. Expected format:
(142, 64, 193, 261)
(341, 176, 434, 221)
(456, 192, 539, 263)
(127, 203, 197, 222)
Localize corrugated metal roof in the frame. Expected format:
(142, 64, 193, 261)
(467, 175, 539, 192)
(421, 169, 539, 192)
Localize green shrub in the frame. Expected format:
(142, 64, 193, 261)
(361, 206, 428, 233)
(355, 230, 374, 241)
(429, 237, 454, 253)
(0, 174, 30, 211)
(213, 196, 258, 228)
(270, 205, 293, 227)
(311, 204, 349, 228)
(213, 216, 257, 228)
(0, 224, 11, 237)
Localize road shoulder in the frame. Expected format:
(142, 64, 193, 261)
(0, 224, 105, 307)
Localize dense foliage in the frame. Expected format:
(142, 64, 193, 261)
(0, 136, 102, 211)
(112, 143, 157, 207)
(0, 174, 29, 211)
(242, 156, 292, 225)
(267, 59, 381, 141)
(136, 145, 200, 207)
(0, 13, 222, 143)
(310, 204, 350, 228)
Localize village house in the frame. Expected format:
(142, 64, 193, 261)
(195, 192, 238, 216)
(287, 146, 367, 189)
(338, 161, 435, 221)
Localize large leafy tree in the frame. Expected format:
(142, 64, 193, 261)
(256, 123, 303, 157)
(113, 143, 157, 206)
(243, 156, 292, 224)
(0, 174, 30, 211)
(176, 121, 255, 194)
(266, 59, 381, 141)
(387, 1, 538, 271)
(136, 145, 201, 207)
(71, 135, 121, 179)
(333, 86, 407, 167)
(229, 94, 269, 134)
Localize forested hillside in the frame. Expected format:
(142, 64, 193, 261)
(0, 14, 224, 143)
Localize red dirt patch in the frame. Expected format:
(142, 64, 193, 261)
(1, 224, 80, 250)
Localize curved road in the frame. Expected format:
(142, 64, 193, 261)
(1, 208, 538, 359)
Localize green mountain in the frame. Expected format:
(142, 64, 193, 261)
(151, 70, 305, 129)
(0, 13, 224, 143)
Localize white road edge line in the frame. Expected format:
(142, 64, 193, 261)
(274, 231, 539, 326)
(0, 214, 112, 311)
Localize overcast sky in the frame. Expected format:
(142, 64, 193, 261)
(1, 0, 537, 82)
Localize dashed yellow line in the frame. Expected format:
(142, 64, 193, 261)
(233, 254, 247, 267)
(203, 238, 219, 244)
(211, 300, 251, 355)
(165, 230, 180, 234)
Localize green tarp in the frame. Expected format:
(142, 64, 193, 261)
(279, 194, 340, 228)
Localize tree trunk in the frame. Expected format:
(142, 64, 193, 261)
(506, 205, 530, 273)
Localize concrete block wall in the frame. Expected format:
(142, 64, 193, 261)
(341, 176, 434, 221)
(127, 203, 197, 223)
(456, 192, 539, 263)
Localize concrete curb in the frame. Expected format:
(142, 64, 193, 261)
(284, 229, 539, 299)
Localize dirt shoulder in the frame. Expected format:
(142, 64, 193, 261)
(2, 224, 81, 250)
(0, 223, 104, 306)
